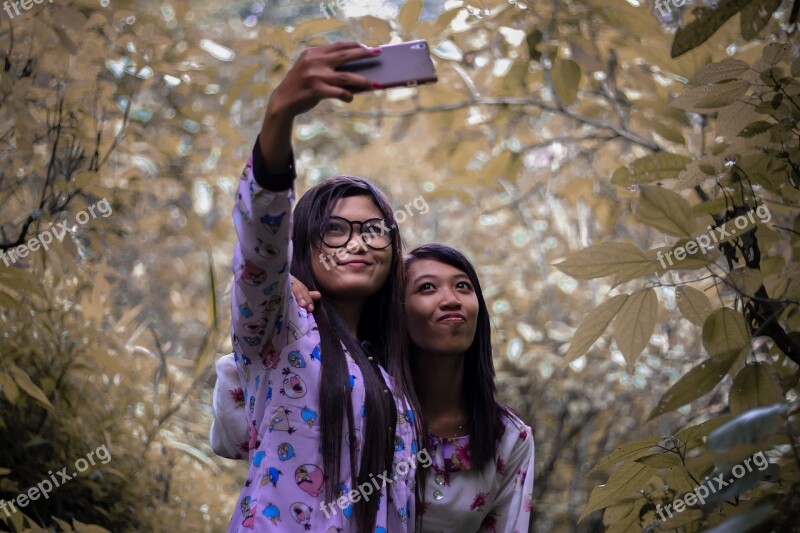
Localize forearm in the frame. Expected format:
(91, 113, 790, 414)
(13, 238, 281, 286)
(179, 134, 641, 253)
(257, 104, 295, 180)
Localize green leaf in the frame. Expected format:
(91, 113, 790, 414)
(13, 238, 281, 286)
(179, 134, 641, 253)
(0, 372, 19, 404)
(589, 436, 660, 474)
(579, 462, 654, 522)
(675, 414, 734, 450)
(670, 0, 751, 58)
(675, 286, 713, 327)
(8, 365, 54, 412)
(612, 153, 691, 186)
(551, 58, 581, 107)
(740, 0, 781, 40)
(635, 186, 696, 237)
(649, 351, 739, 420)
(738, 120, 775, 137)
(729, 363, 784, 415)
(694, 80, 750, 109)
(398, 0, 422, 35)
(566, 295, 629, 361)
(554, 242, 653, 282)
(702, 308, 750, 359)
(707, 404, 785, 452)
(613, 289, 658, 372)
(688, 58, 749, 86)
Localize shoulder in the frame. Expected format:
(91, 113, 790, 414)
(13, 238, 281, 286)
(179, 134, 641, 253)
(497, 410, 534, 459)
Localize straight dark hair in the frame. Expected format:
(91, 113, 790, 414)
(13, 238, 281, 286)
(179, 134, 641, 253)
(405, 243, 509, 473)
(291, 176, 425, 532)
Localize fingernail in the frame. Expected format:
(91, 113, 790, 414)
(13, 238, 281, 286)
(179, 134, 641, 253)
(372, 82, 382, 89)
(372, 48, 381, 54)
(309, 304, 314, 311)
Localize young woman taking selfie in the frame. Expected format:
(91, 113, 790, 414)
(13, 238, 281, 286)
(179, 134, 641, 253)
(210, 42, 425, 532)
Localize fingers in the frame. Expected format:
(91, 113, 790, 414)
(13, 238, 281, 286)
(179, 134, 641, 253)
(326, 45, 381, 67)
(309, 291, 322, 303)
(321, 71, 376, 92)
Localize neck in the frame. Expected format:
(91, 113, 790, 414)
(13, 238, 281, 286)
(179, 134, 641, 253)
(414, 349, 466, 421)
(329, 299, 364, 337)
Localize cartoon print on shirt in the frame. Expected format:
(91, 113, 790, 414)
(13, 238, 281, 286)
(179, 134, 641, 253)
(260, 466, 282, 488)
(244, 319, 267, 337)
(277, 442, 295, 462)
(300, 406, 318, 428)
(290, 502, 313, 530)
(334, 483, 354, 519)
(261, 502, 281, 525)
(240, 260, 266, 286)
(255, 238, 280, 260)
(310, 344, 321, 362)
(240, 496, 256, 529)
(281, 368, 307, 399)
(260, 212, 285, 235)
(287, 321, 302, 342)
(253, 450, 266, 467)
(262, 280, 278, 296)
(294, 464, 324, 497)
(347, 429, 362, 452)
(261, 341, 280, 370)
(287, 350, 306, 368)
(238, 303, 254, 318)
(248, 421, 261, 450)
(268, 406, 296, 434)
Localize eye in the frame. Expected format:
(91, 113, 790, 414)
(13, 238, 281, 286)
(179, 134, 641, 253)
(416, 282, 435, 292)
(456, 281, 473, 290)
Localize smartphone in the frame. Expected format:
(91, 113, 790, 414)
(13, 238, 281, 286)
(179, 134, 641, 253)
(336, 40, 438, 91)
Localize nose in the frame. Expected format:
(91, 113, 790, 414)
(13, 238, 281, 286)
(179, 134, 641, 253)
(438, 287, 462, 310)
(344, 231, 368, 255)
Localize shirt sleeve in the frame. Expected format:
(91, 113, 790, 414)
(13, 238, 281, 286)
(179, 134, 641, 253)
(484, 425, 535, 533)
(228, 138, 296, 431)
(209, 353, 249, 459)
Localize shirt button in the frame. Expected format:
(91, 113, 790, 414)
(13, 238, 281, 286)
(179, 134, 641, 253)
(433, 490, 443, 500)
(434, 473, 445, 486)
(383, 389, 389, 394)
(368, 356, 374, 361)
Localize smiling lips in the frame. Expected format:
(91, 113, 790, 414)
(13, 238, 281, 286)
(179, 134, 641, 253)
(437, 312, 467, 323)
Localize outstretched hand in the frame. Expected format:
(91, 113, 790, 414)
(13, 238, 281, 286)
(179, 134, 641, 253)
(290, 276, 321, 313)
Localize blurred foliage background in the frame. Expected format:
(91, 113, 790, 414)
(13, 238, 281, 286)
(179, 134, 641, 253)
(0, 0, 798, 531)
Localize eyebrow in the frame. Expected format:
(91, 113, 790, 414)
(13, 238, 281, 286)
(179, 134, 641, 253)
(410, 272, 470, 285)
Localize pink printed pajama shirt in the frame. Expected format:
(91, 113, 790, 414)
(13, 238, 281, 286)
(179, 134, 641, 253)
(211, 145, 417, 532)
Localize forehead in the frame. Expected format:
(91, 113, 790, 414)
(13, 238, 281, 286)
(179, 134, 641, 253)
(407, 259, 467, 280)
(330, 195, 383, 219)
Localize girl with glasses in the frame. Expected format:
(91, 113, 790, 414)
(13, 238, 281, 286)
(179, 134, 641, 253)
(210, 42, 424, 533)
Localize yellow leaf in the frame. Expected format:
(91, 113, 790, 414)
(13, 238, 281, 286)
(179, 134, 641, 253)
(613, 289, 658, 372)
(588, 436, 660, 474)
(579, 462, 654, 522)
(702, 308, 750, 359)
(554, 242, 653, 282)
(0, 372, 19, 404)
(729, 363, 784, 415)
(566, 294, 629, 361)
(551, 58, 581, 107)
(727, 267, 764, 297)
(635, 186, 696, 237)
(398, 0, 422, 35)
(612, 153, 691, 186)
(8, 365, 54, 412)
(675, 286, 713, 327)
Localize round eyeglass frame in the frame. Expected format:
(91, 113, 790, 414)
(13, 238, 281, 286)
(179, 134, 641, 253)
(320, 216, 394, 250)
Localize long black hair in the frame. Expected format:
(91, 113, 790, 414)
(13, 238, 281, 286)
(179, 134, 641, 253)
(291, 176, 424, 532)
(405, 243, 509, 472)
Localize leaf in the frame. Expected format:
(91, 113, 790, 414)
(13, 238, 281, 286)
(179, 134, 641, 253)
(613, 289, 658, 372)
(670, 0, 751, 58)
(648, 350, 739, 420)
(0, 372, 19, 404)
(738, 120, 775, 137)
(689, 58, 749, 86)
(727, 268, 764, 297)
(759, 42, 790, 66)
(398, 0, 422, 35)
(694, 80, 750, 109)
(676, 286, 713, 327)
(566, 295, 629, 361)
(611, 153, 691, 186)
(675, 414, 734, 450)
(708, 403, 785, 451)
(702, 308, 750, 359)
(740, 0, 781, 40)
(652, 121, 686, 145)
(291, 18, 346, 40)
(551, 58, 581, 107)
(704, 502, 774, 533)
(589, 436, 660, 474)
(579, 462, 654, 522)
(554, 242, 652, 282)
(0, 291, 23, 311)
(8, 365, 54, 412)
(729, 363, 784, 415)
(634, 186, 696, 237)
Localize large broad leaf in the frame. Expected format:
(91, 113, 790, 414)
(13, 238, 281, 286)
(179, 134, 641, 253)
(672, 80, 750, 112)
(708, 403, 785, 451)
(551, 58, 581, 107)
(702, 308, 750, 359)
(579, 462, 654, 522)
(635, 186, 696, 237)
(613, 289, 658, 372)
(554, 242, 653, 282)
(611, 153, 691, 186)
(675, 414, 734, 450)
(648, 350, 739, 420)
(589, 436, 661, 474)
(675, 286, 713, 327)
(688, 58, 750, 86)
(740, 0, 781, 40)
(8, 365, 55, 412)
(566, 295, 629, 361)
(671, 0, 751, 58)
(398, 0, 422, 35)
(729, 363, 784, 415)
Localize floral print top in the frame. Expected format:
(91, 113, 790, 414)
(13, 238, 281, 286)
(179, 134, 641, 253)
(419, 413, 534, 533)
(211, 146, 418, 532)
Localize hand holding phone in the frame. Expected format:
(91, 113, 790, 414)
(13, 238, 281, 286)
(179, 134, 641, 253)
(335, 40, 438, 92)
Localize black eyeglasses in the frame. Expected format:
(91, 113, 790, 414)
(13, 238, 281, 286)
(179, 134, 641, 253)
(321, 216, 394, 249)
